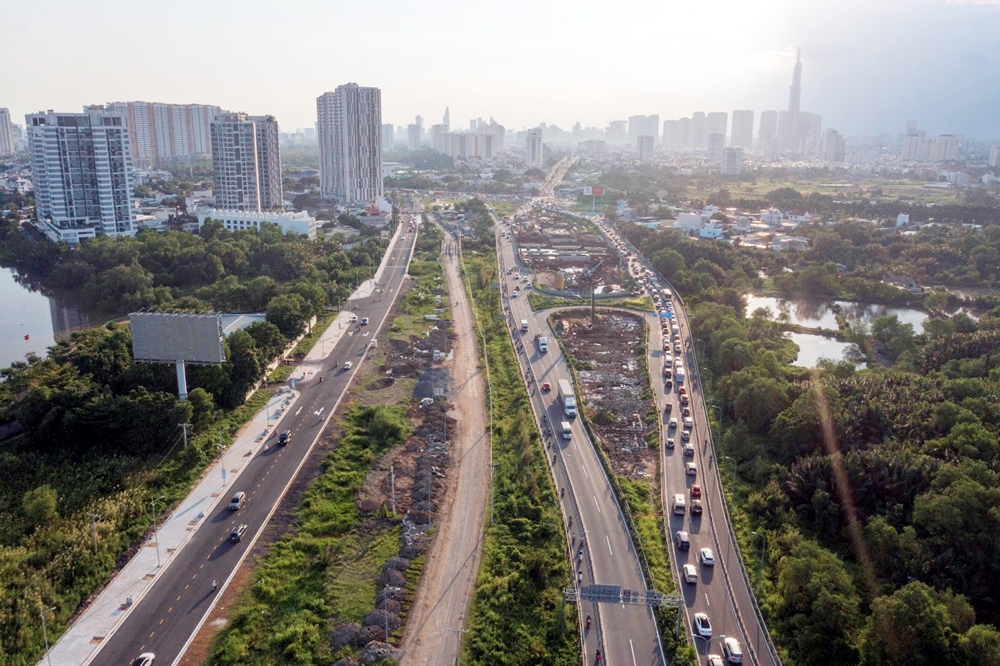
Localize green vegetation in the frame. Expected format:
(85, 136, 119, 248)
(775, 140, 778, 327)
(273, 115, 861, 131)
(209, 405, 411, 665)
(459, 200, 577, 665)
(618, 219, 1000, 665)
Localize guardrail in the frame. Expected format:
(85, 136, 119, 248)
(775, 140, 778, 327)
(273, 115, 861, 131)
(608, 222, 783, 666)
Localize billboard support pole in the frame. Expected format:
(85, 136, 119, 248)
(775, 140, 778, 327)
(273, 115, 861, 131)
(176, 360, 188, 401)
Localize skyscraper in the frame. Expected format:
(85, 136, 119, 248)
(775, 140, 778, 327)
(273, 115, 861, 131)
(525, 128, 543, 167)
(788, 48, 802, 114)
(730, 110, 754, 149)
(823, 129, 845, 162)
(707, 133, 725, 161)
(443, 107, 450, 132)
(105, 101, 224, 167)
(26, 107, 136, 244)
(628, 115, 660, 144)
(722, 147, 744, 175)
(758, 111, 778, 148)
(637, 135, 654, 160)
(210, 113, 282, 211)
(707, 112, 728, 142)
(0, 108, 13, 155)
(691, 112, 707, 149)
(381, 123, 395, 152)
(407, 117, 422, 151)
(317, 83, 383, 203)
(662, 119, 678, 149)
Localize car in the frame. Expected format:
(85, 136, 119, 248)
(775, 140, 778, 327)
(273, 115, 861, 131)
(684, 417, 694, 429)
(707, 656, 725, 666)
(682, 407, 691, 417)
(230, 524, 247, 542)
(131, 654, 156, 666)
(675, 530, 690, 550)
(683, 563, 698, 584)
(668, 418, 678, 429)
(666, 437, 675, 448)
(680, 395, 690, 405)
(691, 499, 703, 515)
(682, 442, 694, 456)
(228, 491, 246, 511)
(681, 430, 691, 441)
(665, 380, 673, 390)
(678, 386, 687, 395)
(278, 431, 290, 446)
(511, 291, 518, 298)
(722, 636, 744, 663)
(350, 314, 358, 323)
(690, 484, 702, 499)
(694, 612, 712, 637)
(700, 548, 715, 566)
(360, 317, 369, 325)
(542, 381, 551, 392)
(664, 369, 672, 379)
(674, 343, 682, 353)
(664, 403, 672, 414)
(343, 361, 353, 370)
(685, 461, 697, 476)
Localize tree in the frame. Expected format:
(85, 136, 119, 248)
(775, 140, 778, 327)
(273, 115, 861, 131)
(652, 248, 686, 280)
(22, 484, 59, 528)
(774, 538, 860, 666)
(187, 387, 216, 431)
(266, 294, 309, 338)
(871, 315, 915, 363)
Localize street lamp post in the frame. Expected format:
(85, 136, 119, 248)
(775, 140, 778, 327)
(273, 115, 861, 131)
(39, 605, 57, 666)
(150, 496, 165, 567)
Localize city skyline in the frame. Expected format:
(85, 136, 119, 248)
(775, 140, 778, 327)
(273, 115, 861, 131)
(3, 0, 1000, 140)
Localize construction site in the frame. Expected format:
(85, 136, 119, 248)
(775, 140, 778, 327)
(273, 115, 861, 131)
(553, 310, 657, 480)
(511, 208, 629, 294)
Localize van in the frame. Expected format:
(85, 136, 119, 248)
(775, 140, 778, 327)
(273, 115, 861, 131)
(229, 491, 246, 511)
(672, 494, 686, 515)
(521, 319, 529, 332)
(561, 421, 572, 440)
(539, 336, 549, 353)
(722, 637, 743, 663)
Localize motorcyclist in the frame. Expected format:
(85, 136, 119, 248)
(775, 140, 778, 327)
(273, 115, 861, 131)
(586, 614, 591, 630)
(211, 579, 218, 592)
(596, 648, 601, 663)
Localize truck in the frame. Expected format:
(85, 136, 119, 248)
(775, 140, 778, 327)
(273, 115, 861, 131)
(557, 379, 577, 418)
(538, 336, 549, 353)
(521, 319, 529, 333)
(675, 365, 686, 384)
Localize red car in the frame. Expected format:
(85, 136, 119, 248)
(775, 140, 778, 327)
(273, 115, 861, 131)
(542, 382, 551, 392)
(690, 484, 702, 499)
(678, 386, 687, 395)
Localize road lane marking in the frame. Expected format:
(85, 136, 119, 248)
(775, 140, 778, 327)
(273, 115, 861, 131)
(606, 535, 613, 556)
(705, 593, 711, 606)
(593, 496, 601, 513)
(160, 618, 164, 625)
(582, 465, 589, 479)
(295, 407, 302, 416)
(630, 638, 637, 665)
(168, 606, 173, 613)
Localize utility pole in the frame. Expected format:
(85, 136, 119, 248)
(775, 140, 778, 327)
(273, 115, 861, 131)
(390, 464, 396, 515)
(39, 605, 56, 666)
(178, 423, 191, 449)
(87, 513, 100, 552)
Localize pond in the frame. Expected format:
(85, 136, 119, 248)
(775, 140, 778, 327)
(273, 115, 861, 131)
(785, 332, 859, 369)
(0, 268, 105, 370)
(745, 295, 930, 334)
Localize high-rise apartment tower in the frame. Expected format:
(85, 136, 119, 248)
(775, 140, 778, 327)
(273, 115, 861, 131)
(210, 113, 282, 212)
(317, 84, 384, 203)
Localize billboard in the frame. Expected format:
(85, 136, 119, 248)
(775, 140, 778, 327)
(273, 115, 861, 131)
(591, 186, 604, 196)
(583, 186, 592, 196)
(130, 313, 226, 365)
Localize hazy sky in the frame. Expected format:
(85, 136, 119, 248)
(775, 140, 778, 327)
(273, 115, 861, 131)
(4, 0, 1000, 139)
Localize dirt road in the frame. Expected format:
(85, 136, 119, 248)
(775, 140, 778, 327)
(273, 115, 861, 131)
(399, 223, 489, 665)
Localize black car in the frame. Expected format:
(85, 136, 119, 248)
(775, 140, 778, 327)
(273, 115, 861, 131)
(278, 431, 289, 446)
(230, 524, 247, 542)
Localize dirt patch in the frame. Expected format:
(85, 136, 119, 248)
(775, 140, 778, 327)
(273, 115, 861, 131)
(555, 311, 657, 480)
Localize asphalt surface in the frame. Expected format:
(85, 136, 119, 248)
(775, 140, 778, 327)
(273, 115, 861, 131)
(92, 225, 418, 666)
(496, 221, 664, 664)
(597, 220, 781, 666)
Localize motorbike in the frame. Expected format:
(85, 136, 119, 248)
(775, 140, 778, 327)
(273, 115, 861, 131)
(586, 615, 591, 630)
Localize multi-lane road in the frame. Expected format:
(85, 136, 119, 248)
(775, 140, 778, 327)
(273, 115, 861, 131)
(91, 222, 418, 666)
(596, 220, 781, 666)
(495, 213, 665, 665)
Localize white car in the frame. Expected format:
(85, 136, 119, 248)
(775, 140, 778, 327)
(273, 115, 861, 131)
(685, 462, 697, 476)
(683, 563, 698, 584)
(343, 361, 353, 370)
(700, 548, 715, 566)
(683, 417, 694, 429)
(350, 314, 358, 323)
(682, 442, 694, 456)
(694, 612, 712, 637)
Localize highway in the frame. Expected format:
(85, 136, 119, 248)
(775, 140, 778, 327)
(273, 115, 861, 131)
(496, 203, 665, 663)
(595, 219, 781, 666)
(91, 222, 418, 666)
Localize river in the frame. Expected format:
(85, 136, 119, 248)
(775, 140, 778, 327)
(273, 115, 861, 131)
(0, 268, 105, 370)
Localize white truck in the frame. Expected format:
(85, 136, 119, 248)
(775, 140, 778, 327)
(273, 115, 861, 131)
(538, 336, 549, 353)
(557, 379, 577, 418)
